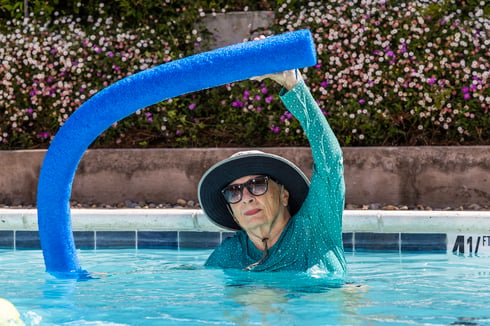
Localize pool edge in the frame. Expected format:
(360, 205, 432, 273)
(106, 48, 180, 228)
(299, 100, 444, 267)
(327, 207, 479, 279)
(1, 209, 489, 254)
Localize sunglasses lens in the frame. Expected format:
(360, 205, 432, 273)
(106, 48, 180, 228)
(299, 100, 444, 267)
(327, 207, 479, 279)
(223, 185, 243, 204)
(248, 177, 268, 196)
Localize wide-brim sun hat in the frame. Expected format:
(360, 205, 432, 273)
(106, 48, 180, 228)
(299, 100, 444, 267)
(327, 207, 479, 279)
(198, 150, 310, 231)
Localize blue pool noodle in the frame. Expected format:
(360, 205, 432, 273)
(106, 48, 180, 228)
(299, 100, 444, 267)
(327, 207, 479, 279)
(37, 29, 317, 278)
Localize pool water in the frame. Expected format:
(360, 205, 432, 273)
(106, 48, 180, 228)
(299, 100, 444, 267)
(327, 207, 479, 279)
(1, 249, 490, 325)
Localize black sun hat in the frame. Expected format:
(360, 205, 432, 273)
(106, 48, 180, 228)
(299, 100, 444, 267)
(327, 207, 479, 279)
(198, 150, 310, 231)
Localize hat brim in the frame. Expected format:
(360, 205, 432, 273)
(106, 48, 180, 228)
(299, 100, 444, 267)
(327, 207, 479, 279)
(198, 152, 310, 230)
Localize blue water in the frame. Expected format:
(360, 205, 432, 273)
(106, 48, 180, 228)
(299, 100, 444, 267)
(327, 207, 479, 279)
(1, 249, 490, 325)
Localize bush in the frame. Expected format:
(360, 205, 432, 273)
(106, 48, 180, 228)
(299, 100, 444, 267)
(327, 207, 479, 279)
(0, 0, 488, 149)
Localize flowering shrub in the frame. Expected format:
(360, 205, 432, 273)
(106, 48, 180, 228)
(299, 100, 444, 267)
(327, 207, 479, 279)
(264, 0, 489, 145)
(0, 2, 206, 148)
(0, 0, 488, 149)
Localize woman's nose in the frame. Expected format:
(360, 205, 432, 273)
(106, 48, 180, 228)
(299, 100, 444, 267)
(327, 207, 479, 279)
(241, 187, 255, 202)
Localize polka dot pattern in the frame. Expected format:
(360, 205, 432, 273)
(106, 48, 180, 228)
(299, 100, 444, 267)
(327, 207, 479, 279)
(205, 79, 346, 274)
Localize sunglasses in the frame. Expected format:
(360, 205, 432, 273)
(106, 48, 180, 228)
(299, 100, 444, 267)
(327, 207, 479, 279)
(221, 175, 270, 204)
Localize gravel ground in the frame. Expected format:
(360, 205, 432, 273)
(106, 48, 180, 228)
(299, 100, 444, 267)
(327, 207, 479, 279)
(1, 200, 488, 211)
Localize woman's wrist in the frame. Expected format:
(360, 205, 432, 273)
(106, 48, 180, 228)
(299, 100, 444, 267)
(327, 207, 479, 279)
(282, 69, 302, 90)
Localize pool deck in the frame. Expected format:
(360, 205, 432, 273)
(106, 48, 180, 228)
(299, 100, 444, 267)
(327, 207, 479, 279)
(1, 209, 489, 254)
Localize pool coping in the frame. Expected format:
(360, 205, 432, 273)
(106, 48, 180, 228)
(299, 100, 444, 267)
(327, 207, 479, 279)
(1, 208, 489, 232)
(1, 209, 489, 254)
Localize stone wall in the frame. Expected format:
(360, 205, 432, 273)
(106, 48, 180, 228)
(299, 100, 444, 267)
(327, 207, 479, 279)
(1, 147, 489, 208)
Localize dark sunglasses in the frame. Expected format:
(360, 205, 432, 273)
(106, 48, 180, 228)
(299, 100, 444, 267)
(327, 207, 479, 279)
(221, 175, 270, 204)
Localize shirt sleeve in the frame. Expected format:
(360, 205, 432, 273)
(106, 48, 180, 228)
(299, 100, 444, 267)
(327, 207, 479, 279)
(279, 79, 346, 271)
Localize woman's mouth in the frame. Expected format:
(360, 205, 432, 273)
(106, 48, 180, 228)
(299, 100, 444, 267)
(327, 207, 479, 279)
(244, 208, 261, 216)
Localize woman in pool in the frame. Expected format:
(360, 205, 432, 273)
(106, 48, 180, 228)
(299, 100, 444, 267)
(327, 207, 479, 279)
(198, 69, 346, 273)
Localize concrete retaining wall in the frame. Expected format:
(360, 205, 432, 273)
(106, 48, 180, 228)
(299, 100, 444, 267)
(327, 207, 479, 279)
(1, 147, 489, 207)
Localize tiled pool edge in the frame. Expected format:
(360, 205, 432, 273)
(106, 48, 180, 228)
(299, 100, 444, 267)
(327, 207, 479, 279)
(1, 209, 490, 254)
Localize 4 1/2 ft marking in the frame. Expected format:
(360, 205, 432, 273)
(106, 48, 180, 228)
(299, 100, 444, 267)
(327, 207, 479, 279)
(452, 235, 490, 255)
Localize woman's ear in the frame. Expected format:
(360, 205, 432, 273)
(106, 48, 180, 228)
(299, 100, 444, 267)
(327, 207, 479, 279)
(281, 187, 290, 207)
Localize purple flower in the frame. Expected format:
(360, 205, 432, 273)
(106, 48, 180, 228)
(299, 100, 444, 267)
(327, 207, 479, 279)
(261, 87, 268, 94)
(359, 99, 366, 105)
(188, 103, 196, 110)
(280, 111, 292, 122)
(428, 77, 436, 85)
(38, 132, 50, 139)
(401, 42, 407, 54)
(463, 93, 471, 100)
(270, 125, 280, 133)
(265, 96, 274, 104)
(232, 100, 244, 108)
(461, 87, 469, 93)
(107, 51, 114, 58)
(27, 108, 34, 114)
(320, 81, 328, 88)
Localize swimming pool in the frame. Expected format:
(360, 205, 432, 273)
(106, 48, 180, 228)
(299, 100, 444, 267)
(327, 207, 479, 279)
(2, 249, 489, 325)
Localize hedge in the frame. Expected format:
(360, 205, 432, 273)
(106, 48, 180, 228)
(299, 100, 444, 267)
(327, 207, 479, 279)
(0, 0, 488, 149)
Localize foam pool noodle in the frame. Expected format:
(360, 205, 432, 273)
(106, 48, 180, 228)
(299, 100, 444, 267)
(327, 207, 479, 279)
(37, 29, 317, 278)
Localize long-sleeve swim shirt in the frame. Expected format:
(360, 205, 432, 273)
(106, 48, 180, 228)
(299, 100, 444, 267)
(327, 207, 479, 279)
(205, 79, 346, 275)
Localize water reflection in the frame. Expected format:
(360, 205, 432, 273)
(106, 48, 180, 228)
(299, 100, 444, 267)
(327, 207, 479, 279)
(220, 269, 370, 325)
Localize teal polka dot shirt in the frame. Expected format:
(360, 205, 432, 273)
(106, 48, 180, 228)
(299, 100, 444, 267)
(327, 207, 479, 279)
(205, 79, 346, 275)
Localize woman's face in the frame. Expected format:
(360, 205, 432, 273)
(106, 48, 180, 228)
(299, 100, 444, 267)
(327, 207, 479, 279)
(227, 175, 289, 233)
